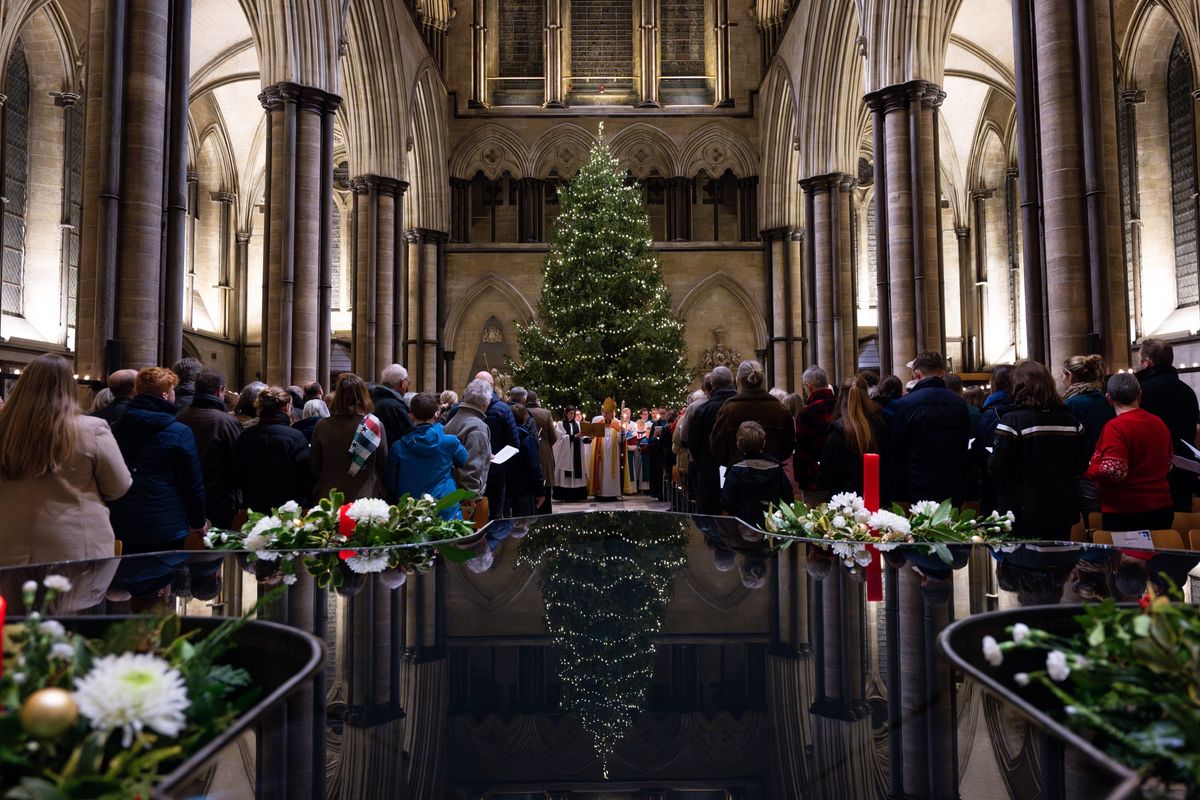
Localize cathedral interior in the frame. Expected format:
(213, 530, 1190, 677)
(0, 0, 1197, 395)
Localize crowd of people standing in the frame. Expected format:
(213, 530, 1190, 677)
(0, 336, 1197, 571)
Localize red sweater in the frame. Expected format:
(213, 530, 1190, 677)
(1084, 407, 1173, 513)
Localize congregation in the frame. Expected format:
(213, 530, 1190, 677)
(0, 338, 1196, 575)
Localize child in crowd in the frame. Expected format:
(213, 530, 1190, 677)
(721, 421, 794, 528)
(385, 392, 468, 519)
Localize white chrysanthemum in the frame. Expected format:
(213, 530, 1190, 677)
(831, 515, 847, 530)
(345, 549, 391, 574)
(1046, 650, 1070, 682)
(874, 542, 902, 552)
(282, 573, 298, 585)
(853, 508, 872, 524)
(73, 653, 191, 748)
(203, 530, 226, 548)
(1013, 672, 1030, 687)
(830, 541, 857, 560)
(254, 547, 280, 562)
(277, 500, 300, 514)
(50, 642, 75, 661)
(346, 498, 390, 524)
(1011, 623, 1030, 644)
(909, 500, 940, 517)
(421, 493, 435, 502)
(37, 620, 66, 638)
(243, 530, 274, 553)
(21, 580, 37, 594)
(43, 575, 72, 593)
(829, 492, 863, 511)
(869, 509, 912, 536)
(249, 515, 281, 538)
(982, 635, 1003, 667)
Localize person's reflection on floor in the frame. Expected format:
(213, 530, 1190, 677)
(1063, 556, 1111, 602)
(712, 543, 735, 573)
(738, 552, 768, 589)
(994, 545, 1079, 606)
(1110, 550, 1200, 601)
(463, 520, 517, 574)
(0, 557, 121, 614)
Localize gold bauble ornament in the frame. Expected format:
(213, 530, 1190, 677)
(19, 687, 79, 738)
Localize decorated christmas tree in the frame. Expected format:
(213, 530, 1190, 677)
(518, 513, 689, 778)
(511, 125, 690, 412)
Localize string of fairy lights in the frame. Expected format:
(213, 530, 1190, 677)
(518, 513, 689, 778)
(510, 126, 691, 412)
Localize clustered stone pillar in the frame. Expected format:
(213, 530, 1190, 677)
(1012, 0, 1128, 369)
(77, 0, 191, 377)
(403, 229, 449, 391)
(518, 178, 545, 242)
(712, 0, 733, 107)
(665, 177, 692, 242)
(1121, 89, 1145, 341)
(351, 176, 408, 381)
(955, 225, 975, 371)
(762, 226, 804, 389)
(802, 174, 858, 384)
(865, 81, 946, 378)
(213, 191, 236, 339)
(637, 0, 661, 108)
(449, 178, 471, 243)
(469, 0, 488, 108)
(737, 177, 759, 241)
(259, 82, 340, 387)
(543, 0, 565, 108)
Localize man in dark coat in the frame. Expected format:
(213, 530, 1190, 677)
(685, 366, 736, 515)
(888, 352, 970, 504)
(370, 364, 414, 447)
(171, 357, 203, 411)
(93, 369, 137, 426)
(1137, 338, 1200, 511)
(793, 365, 837, 498)
(233, 386, 312, 512)
(109, 367, 207, 553)
(176, 368, 242, 528)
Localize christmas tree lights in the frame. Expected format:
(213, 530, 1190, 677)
(511, 124, 691, 412)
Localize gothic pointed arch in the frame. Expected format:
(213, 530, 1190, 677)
(341, 0, 409, 181)
(443, 272, 537, 350)
(679, 123, 757, 179)
(758, 60, 800, 229)
(608, 123, 681, 180)
(406, 59, 449, 231)
(529, 123, 596, 179)
(449, 124, 532, 180)
(676, 271, 769, 352)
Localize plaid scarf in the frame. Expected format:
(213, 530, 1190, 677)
(347, 413, 383, 477)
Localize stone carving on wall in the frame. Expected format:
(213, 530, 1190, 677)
(699, 327, 741, 370)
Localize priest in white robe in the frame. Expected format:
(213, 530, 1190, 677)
(586, 398, 631, 501)
(553, 406, 589, 502)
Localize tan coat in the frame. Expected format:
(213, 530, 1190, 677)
(527, 406, 558, 488)
(0, 414, 132, 566)
(310, 414, 389, 502)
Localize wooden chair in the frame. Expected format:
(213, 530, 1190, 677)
(1068, 516, 1089, 543)
(1171, 512, 1200, 538)
(1188, 530, 1200, 551)
(1092, 529, 1185, 550)
(1192, 496, 1200, 513)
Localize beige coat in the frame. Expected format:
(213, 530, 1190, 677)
(527, 406, 558, 488)
(0, 414, 132, 566)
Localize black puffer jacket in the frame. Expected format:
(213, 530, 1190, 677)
(686, 385, 737, 514)
(1138, 364, 1200, 509)
(721, 456, 793, 528)
(233, 414, 312, 512)
(887, 376, 970, 504)
(370, 385, 414, 449)
(988, 405, 1087, 537)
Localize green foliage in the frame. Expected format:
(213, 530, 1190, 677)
(512, 126, 690, 412)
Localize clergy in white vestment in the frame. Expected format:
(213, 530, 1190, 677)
(552, 406, 589, 502)
(585, 398, 631, 501)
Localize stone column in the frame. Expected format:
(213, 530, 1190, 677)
(1012, 0, 1128, 370)
(213, 191, 235, 338)
(1122, 90, 1145, 340)
(955, 226, 973, 371)
(449, 177, 470, 243)
(665, 177, 691, 242)
(971, 190, 991, 366)
(351, 176, 406, 381)
(801, 173, 858, 384)
(763, 227, 803, 389)
(235, 231, 251, 377)
(469, 0, 488, 108)
(713, 0, 733, 107)
(636, 0, 660, 108)
(737, 176, 759, 241)
(54, 92, 81, 342)
(864, 81, 945, 379)
(544, 0, 565, 107)
(404, 228, 449, 391)
(259, 82, 340, 385)
(518, 178, 545, 242)
(78, 0, 193, 373)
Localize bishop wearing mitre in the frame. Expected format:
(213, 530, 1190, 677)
(584, 397, 631, 501)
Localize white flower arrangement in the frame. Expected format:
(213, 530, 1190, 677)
(72, 653, 191, 748)
(42, 575, 73, 593)
(346, 498, 391, 524)
(344, 549, 392, 574)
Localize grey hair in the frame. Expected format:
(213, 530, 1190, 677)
(802, 365, 829, 388)
(380, 363, 408, 387)
(710, 365, 734, 389)
(769, 387, 788, 403)
(302, 399, 330, 419)
(509, 386, 528, 404)
(688, 389, 707, 404)
(736, 360, 766, 391)
(1106, 372, 1141, 405)
(463, 379, 493, 410)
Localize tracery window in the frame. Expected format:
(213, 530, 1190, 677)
(493, 0, 545, 105)
(1167, 36, 1197, 306)
(569, 0, 635, 103)
(660, 0, 712, 104)
(2, 42, 29, 316)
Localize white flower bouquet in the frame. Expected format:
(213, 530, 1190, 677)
(0, 576, 269, 798)
(206, 490, 476, 589)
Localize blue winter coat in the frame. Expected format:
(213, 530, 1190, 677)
(109, 394, 207, 552)
(385, 422, 469, 520)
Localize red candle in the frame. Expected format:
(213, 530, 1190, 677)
(863, 453, 881, 512)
